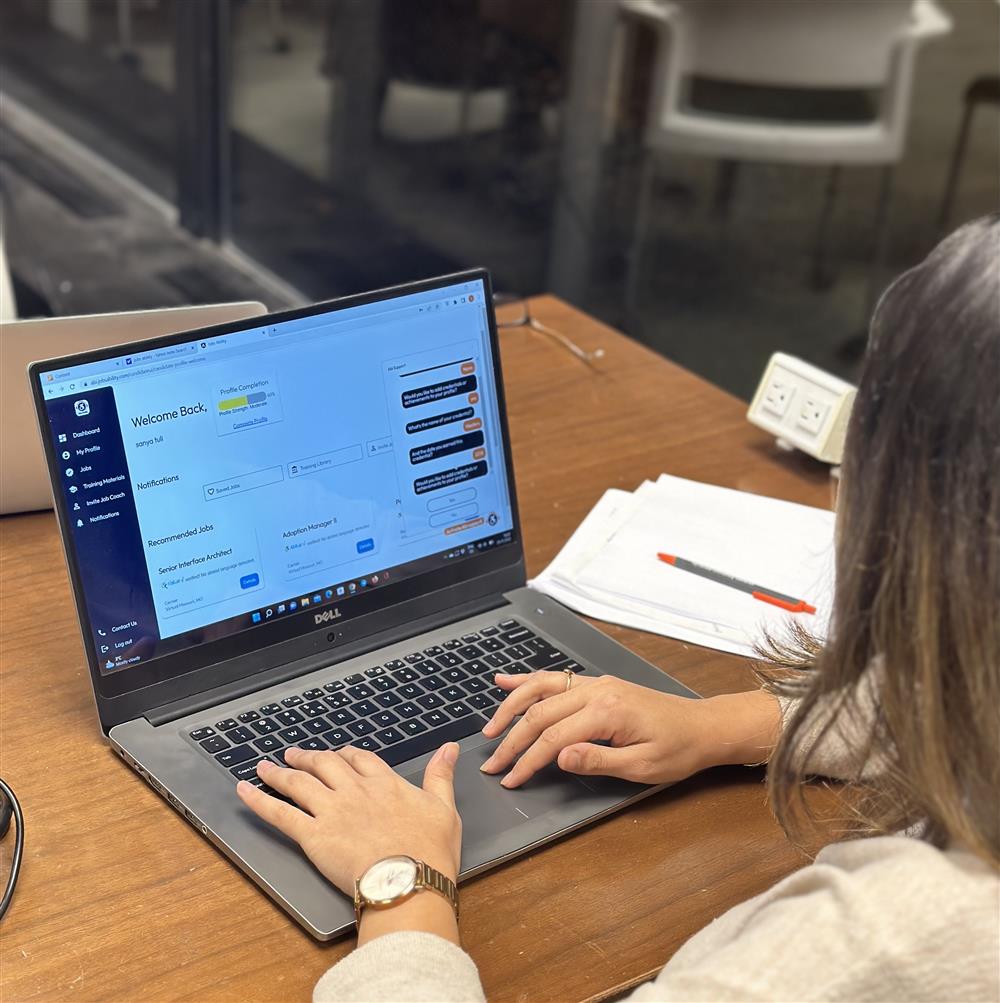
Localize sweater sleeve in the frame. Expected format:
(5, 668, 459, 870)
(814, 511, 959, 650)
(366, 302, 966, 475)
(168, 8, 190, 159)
(313, 931, 486, 1003)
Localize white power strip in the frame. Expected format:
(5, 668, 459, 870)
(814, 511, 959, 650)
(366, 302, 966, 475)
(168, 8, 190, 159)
(747, 352, 856, 465)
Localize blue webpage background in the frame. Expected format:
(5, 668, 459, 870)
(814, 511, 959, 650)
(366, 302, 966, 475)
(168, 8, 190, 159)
(41, 278, 514, 671)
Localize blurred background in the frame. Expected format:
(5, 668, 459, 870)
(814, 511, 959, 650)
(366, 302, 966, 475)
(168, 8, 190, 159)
(1, 0, 997, 399)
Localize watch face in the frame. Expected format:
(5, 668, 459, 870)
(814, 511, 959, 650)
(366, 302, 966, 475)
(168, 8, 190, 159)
(358, 855, 418, 902)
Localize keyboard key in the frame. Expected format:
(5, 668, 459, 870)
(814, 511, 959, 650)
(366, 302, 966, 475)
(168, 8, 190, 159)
(479, 625, 499, 637)
(422, 645, 444, 657)
(507, 662, 532, 675)
(298, 737, 329, 752)
(189, 727, 215, 741)
(329, 709, 356, 726)
(375, 714, 488, 768)
(274, 709, 304, 726)
(372, 711, 400, 728)
(463, 660, 488, 675)
(347, 683, 375, 700)
(230, 757, 267, 781)
(345, 673, 364, 685)
(464, 676, 488, 693)
(441, 685, 466, 703)
(479, 637, 504, 653)
(498, 618, 519, 629)
(442, 667, 468, 684)
(562, 660, 585, 673)
(228, 726, 255, 744)
(273, 747, 293, 765)
(251, 718, 280, 735)
(371, 676, 397, 692)
(215, 718, 239, 732)
(525, 649, 569, 670)
(399, 718, 428, 736)
(259, 703, 281, 716)
(326, 728, 352, 747)
(351, 737, 381, 752)
(215, 744, 257, 767)
(301, 700, 327, 718)
(500, 627, 532, 644)
(525, 637, 550, 653)
(353, 699, 378, 718)
(404, 652, 425, 664)
(417, 693, 444, 709)
(422, 675, 446, 692)
(396, 701, 421, 719)
(374, 691, 402, 708)
(398, 683, 423, 700)
(325, 692, 351, 709)
(200, 735, 229, 754)
(391, 667, 419, 684)
(416, 661, 440, 677)
(303, 688, 324, 700)
(253, 735, 282, 753)
(467, 693, 493, 711)
(348, 719, 376, 737)
(384, 659, 405, 671)
(364, 666, 385, 678)
(323, 680, 345, 693)
(507, 643, 531, 660)
(442, 639, 463, 650)
(445, 701, 473, 718)
(237, 711, 260, 723)
(281, 695, 304, 707)
(484, 651, 511, 668)
(375, 726, 405, 745)
(305, 717, 334, 735)
(488, 687, 506, 701)
(435, 652, 462, 668)
(460, 633, 481, 644)
(279, 726, 308, 743)
(422, 709, 449, 728)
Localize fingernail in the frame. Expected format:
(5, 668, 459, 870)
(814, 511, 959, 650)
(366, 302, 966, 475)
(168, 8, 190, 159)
(496, 673, 510, 680)
(480, 755, 496, 773)
(443, 742, 459, 765)
(562, 750, 580, 770)
(236, 780, 250, 792)
(500, 774, 515, 788)
(257, 760, 274, 771)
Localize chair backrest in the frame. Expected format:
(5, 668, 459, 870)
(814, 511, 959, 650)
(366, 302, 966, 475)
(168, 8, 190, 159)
(675, 0, 914, 89)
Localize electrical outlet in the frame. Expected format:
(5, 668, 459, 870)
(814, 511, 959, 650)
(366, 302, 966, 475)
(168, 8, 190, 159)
(747, 353, 856, 464)
(796, 397, 829, 437)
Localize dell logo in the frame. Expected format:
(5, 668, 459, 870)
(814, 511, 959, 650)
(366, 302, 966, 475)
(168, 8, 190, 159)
(314, 608, 342, 625)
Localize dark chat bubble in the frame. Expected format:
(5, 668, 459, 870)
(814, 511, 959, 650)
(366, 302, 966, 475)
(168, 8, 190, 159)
(413, 460, 489, 495)
(402, 375, 477, 409)
(405, 406, 474, 435)
(409, 431, 484, 466)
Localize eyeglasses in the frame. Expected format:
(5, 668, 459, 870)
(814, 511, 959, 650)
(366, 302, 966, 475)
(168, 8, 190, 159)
(493, 294, 605, 368)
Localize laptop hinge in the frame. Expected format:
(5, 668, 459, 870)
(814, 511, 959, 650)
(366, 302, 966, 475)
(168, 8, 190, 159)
(146, 591, 508, 727)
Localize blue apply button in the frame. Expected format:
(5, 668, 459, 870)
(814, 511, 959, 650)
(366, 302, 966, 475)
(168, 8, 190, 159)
(356, 538, 374, 554)
(240, 573, 260, 589)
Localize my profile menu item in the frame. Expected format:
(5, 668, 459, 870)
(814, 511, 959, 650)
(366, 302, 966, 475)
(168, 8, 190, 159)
(38, 278, 514, 673)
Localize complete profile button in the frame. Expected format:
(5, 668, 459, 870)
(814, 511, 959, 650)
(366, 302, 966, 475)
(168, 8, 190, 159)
(240, 573, 260, 590)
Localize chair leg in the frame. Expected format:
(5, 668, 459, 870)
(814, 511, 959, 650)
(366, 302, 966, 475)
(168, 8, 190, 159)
(810, 165, 841, 290)
(624, 148, 657, 333)
(937, 101, 975, 237)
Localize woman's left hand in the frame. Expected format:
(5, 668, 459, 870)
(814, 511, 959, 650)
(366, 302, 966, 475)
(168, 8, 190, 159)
(236, 743, 462, 894)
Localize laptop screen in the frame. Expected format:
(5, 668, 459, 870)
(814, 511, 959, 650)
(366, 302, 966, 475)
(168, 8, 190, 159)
(35, 274, 516, 679)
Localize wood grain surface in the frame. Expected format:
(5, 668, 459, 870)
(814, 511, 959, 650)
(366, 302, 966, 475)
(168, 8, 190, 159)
(1, 297, 835, 1002)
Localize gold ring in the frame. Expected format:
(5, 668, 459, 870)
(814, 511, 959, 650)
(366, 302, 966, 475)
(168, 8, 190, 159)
(563, 668, 574, 691)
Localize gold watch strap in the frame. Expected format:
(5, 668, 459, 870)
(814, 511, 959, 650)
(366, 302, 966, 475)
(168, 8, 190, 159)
(415, 860, 459, 919)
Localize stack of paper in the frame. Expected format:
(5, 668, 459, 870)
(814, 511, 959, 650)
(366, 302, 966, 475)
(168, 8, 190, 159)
(529, 474, 836, 658)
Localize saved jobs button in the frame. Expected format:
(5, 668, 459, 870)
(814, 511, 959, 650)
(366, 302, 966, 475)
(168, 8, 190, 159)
(240, 573, 260, 589)
(356, 538, 375, 554)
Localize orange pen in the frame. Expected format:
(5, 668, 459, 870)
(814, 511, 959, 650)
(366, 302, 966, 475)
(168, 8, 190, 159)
(657, 553, 816, 615)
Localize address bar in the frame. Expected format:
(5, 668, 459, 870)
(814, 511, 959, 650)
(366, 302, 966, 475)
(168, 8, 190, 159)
(87, 353, 208, 388)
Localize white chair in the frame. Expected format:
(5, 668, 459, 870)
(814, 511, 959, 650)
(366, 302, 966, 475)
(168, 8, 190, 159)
(622, 0, 952, 320)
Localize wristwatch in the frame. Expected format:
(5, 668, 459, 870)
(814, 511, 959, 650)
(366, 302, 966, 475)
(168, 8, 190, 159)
(354, 855, 459, 926)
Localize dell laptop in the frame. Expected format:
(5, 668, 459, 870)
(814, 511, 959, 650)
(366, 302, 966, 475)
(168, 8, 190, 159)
(30, 270, 696, 939)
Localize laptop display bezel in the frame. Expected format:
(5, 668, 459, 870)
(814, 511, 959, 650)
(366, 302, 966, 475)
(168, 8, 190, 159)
(30, 269, 526, 722)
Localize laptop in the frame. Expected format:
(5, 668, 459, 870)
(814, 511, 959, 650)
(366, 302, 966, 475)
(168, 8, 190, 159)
(29, 270, 696, 940)
(2, 302, 267, 515)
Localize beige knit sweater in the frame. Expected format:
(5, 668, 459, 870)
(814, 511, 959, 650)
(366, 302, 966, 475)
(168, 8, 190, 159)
(314, 693, 1000, 1002)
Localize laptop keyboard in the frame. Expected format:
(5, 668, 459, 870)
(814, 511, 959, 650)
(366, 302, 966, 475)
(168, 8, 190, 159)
(187, 619, 585, 797)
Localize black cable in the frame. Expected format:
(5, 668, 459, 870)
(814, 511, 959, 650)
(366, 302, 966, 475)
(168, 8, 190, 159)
(0, 777, 23, 922)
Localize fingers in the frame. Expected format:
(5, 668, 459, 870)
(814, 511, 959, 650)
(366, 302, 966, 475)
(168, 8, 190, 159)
(557, 742, 654, 783)
(236, 779, 313, 842)
(492, 706, 611, 788)
(483, 670, 591, 738)
(422, 742, 459, 808)
(337, 745, 392, 778)
(283, 747, 354, 788)
(254, 760, 331, 814)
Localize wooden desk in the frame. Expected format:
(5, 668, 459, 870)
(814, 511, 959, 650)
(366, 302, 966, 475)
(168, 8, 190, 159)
(1, 298, 833, 1002)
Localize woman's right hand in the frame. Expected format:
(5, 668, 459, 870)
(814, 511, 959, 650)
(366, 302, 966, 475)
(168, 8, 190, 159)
(479, 671, 781, 789)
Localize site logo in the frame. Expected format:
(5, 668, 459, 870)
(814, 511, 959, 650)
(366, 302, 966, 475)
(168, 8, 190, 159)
(314, 608, 342, 626)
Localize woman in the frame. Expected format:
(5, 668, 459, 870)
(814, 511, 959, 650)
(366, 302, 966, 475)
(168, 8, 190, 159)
(237, 216, 999, 1001)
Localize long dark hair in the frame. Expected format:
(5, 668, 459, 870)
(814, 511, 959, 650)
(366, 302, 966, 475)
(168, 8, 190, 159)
(759, 215, 1000, 866)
